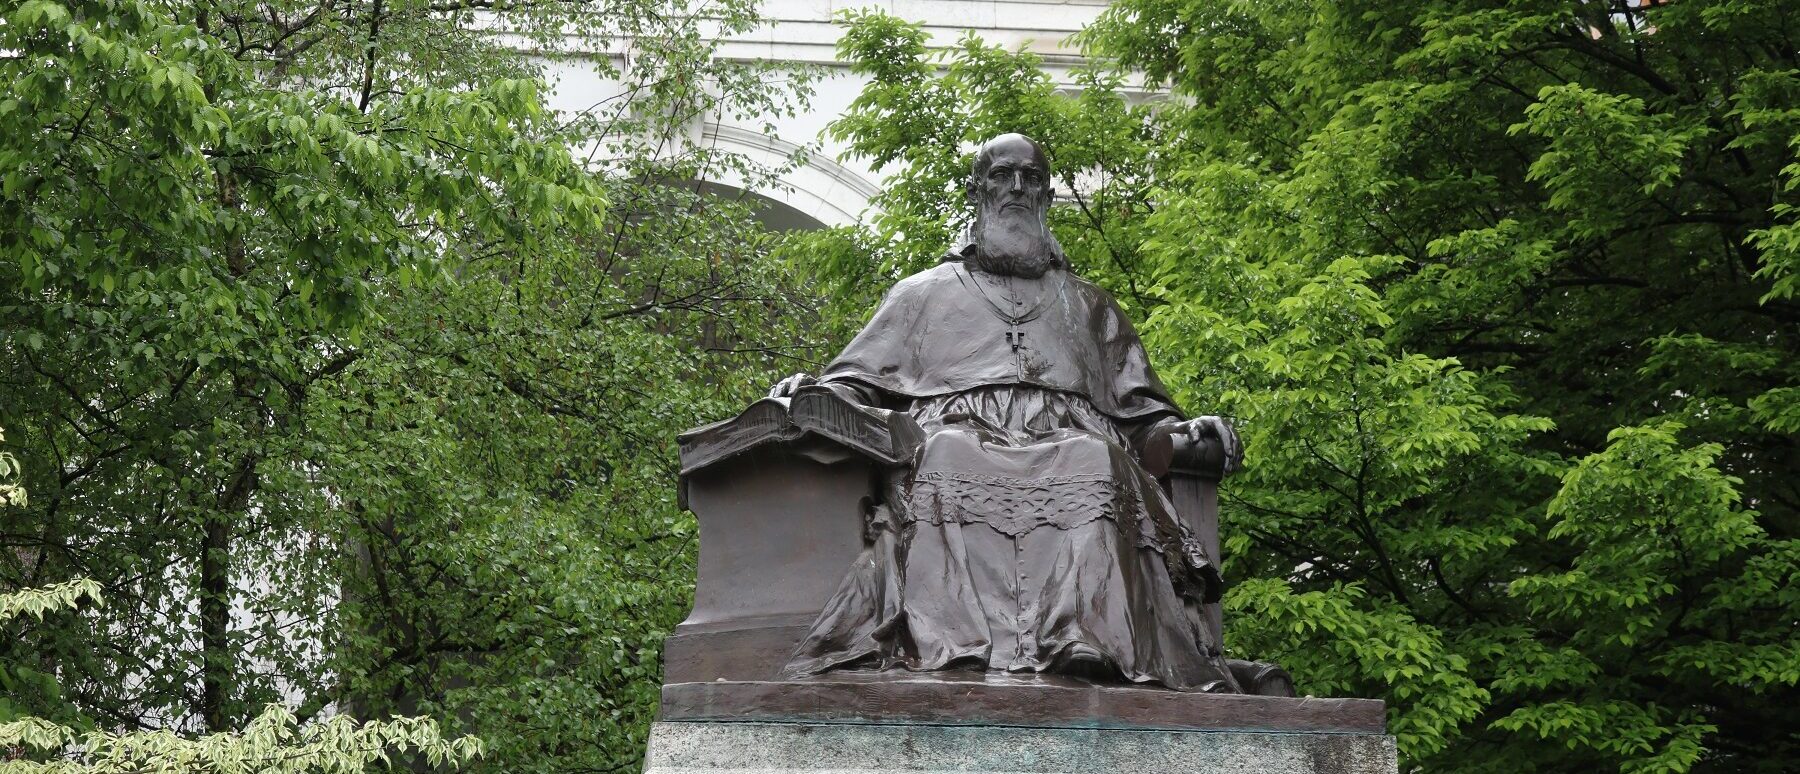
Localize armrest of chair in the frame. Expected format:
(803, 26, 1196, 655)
(1162, 433, 1228, 647)
(1163, 468, 1224, 646)
(1163, 439, 1296, 697)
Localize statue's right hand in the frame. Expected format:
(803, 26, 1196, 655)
(768, 372, 817, 398)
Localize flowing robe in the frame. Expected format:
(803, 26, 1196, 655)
(785, 261, 1239, 692)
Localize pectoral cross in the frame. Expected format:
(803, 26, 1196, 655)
(1005, 324, 1025, 352)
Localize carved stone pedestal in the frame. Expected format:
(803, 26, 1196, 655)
(648, 678, 1398, 774)
(645, 721, 1397, 774)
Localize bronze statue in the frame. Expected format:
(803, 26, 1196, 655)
(764, 134, 1247, 692)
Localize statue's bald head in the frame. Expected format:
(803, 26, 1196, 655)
(963, 133, 1064, 277)
(969, 133, 1053, 202)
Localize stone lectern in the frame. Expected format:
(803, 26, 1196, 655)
(648, 135, 1397, 774)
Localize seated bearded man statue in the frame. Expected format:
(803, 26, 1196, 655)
(770, 133, 1245, 693)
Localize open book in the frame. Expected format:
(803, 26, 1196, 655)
(677, 389, 925, 476)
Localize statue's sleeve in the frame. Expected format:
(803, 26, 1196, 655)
(816, 274, 931, 404)
(1092, 288, 1185, 427)
(809, 379, 883, 408)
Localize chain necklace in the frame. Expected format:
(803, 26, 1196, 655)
(954, 263, 1065, 352)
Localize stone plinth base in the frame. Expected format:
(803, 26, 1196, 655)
(651, 678, 1395, 773)
(645, 721, 1398, 774)
(661, 678, 1385, 734)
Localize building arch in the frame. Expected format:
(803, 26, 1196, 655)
(699, 124, 881, 229)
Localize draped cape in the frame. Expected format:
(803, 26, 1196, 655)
(819, 262, 1183, 423)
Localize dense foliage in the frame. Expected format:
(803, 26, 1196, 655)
(790, 3, 1798, 771)
(0, 437, 483, 772)
(0, 577, 482, 772)
(2, 0, 812, 770)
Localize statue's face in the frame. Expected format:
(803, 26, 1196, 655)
(967, 134, 1064, 278)
(974, 138, 1052, 221)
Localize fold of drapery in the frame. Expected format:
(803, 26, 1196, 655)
(785, 386, 1238, 693)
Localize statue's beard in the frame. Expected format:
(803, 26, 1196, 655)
(969, 201, 1064, 278)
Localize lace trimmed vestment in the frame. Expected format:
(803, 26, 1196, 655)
(783, 263, 1240, 692)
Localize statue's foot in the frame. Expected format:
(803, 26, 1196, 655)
(1052, 643, 1117, 681)
(1226, 659, 1296, 697)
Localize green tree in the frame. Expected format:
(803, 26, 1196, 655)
(4, 0, 595, 734)
(2, 579, 483, 772)
(789, 4, 1798, 771)
(0, 430, 482, 772)
(2, 0, 814, 770)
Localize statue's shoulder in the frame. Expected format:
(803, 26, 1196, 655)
(906, 261, 964, 285)
(1061, 269, 1103, 294)
(883, 262, 963, 298)
(1058, 270, 1122, 309)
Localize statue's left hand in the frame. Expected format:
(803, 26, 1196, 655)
(767, 372, 816, 398)
(1181, 416, 1244, 477)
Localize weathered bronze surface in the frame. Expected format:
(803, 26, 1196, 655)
(673, 134, 1298, 705)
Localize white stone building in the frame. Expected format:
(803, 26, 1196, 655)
(537, 0, 1116, 230)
